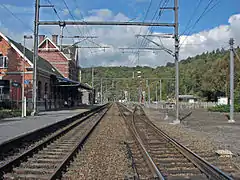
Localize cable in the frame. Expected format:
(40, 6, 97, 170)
(0, 3, 53, 39)
(134, 0, 154, 64)
(137, 0, 162, 49)
(134, 0, 169, 64)
(72, 0, 102, 48)
(45, 0, 75, 43)
(139, 0, 170, 50)
(180, 0, 221, 47)
(180, 0, 202, 36)
(62, 0, 98, 48)
(0, 4, 34, 32)
(62, 0, 100, 57)
(130, 0, 169, 66)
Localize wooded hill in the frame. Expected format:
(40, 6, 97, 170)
(81, 47, 240, 102)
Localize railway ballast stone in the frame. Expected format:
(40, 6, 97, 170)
(62, 104, 134, 179)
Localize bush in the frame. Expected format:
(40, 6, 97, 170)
(208, 104, 240, 112)
(0, 109, 31, 119)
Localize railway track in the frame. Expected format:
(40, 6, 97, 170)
(0, 105, 103, 168)
(0, 104, 109, 180)
(118, 103, 237, 180)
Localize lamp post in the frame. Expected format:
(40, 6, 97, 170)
(22, 35, 33, 117)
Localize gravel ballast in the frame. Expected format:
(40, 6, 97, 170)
(62, 104, 133, 179)
(144, 107, 240, 173)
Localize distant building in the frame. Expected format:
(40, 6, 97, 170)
(217, 97, 228, 105)
(179, 95, 198, 103)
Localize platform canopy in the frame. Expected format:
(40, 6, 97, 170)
(56, 77, 92, 90)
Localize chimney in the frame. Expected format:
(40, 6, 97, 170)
(52, 35, 58, 45)
(39, 35, 45, 44)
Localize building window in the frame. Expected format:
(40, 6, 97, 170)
(0, 54, 8, 68)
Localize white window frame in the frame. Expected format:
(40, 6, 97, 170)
(0, 54, 8, 68)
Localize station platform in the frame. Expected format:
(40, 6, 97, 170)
(0, 107, 93, 145)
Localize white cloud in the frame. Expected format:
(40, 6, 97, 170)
(74, 8, 81, 16)
(88, 9, 113, 19)
(75, 10, 240, 67)
(1, 8, 240, 68)
(62, 9, 69, 16)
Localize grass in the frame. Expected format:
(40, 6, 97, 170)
(208, 104, 240, 112)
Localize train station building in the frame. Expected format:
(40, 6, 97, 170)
(0, 32, 93, 110)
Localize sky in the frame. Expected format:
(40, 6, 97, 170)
(0, 0, 239, 67)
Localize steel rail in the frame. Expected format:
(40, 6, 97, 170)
(132, 107, 165, 180)
(49, 104, 110, 179)
(0, 105, 102, 158)
(117, 103, 164, 179)
(0, 104, 109, 178)
(138, 106, 233, 180)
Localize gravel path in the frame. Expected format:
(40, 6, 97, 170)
(62, 104, 133, 180)
(144, 107, 240, 173)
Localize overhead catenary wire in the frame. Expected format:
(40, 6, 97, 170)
(130, 0, 170, 66)
(138, 0, 170, 52)
(62, 0, 103, 61)
(142, 0, 169, 45)
(0, 4, 34, 32)
(45, 0, 75, 43)
(180, 0, 221, 48)
(134, 0, 154, 65)
(72, 0, 103, 48)
(132, 0, 165, 65)
(0, 3, 54, 40)
(180, 0, 203, 37)
(138, 0, 164, 49)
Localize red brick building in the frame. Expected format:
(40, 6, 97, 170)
(38, 35, 79, 81)
(0, 32, 92, 110)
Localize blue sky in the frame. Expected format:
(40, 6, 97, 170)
(0, 0, 239, 35)
(0, 0, 240, 67)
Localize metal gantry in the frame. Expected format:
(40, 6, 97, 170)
(33, 0, 179, 117)
(38, 21, 175, 27)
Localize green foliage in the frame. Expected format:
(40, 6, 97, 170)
(81, 47, 240, 102)
(0, 109, 31, 119)
(208, 104, 240, 112)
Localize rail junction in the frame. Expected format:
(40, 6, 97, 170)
(0, 103, 239, 179)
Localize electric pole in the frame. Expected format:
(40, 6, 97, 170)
(91, 67, 94, 88)
(91, 67, 94, 104)
(229, 38, 235, 123)
(155, 82, 158, 102)
(32, 0, 40, 116)
(101, 78, 103, 104)
(146, 79, 150, 105)
(159, 79, 162, 102)
(173, 0, 180, 124)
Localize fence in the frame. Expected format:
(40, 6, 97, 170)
(146, 102, 217, 110)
